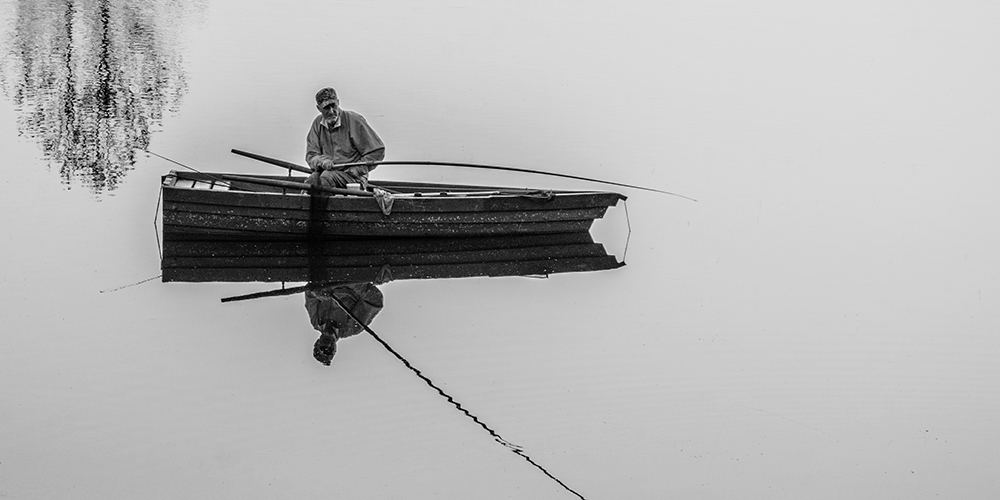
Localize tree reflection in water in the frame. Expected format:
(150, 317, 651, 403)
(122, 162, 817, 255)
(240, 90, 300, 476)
(1, 0, 196, 193)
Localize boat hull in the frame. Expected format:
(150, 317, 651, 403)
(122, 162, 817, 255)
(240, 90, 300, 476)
(160, 232, 624, 283)
(161, 172, 625, 239)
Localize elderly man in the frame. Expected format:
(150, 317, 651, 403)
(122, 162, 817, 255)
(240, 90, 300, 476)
(305, 282, 385, 366)
(306, 87, 385, 189)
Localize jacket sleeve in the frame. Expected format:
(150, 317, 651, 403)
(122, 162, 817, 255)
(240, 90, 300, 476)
(341, 284, 383, 325)
(305, 118, 332, 170)
(350, 114, 385, 171)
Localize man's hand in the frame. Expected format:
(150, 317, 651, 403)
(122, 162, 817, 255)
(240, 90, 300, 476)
(316, 156, 337, 171)
(345, 166, 367, 178)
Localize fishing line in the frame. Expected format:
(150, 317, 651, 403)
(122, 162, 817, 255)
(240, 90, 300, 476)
(622, 199, 631, 263)
(99, 274, 161, 293)
(101, 159, 167, 295)
(153, 186, 163, 261)
(142, 149, 206, 174)
(141, 149, 262, 191)
(328, 295, 588, 500)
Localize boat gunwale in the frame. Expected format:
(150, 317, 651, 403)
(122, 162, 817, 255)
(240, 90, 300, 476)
(161, 255, 624, 283)
(161, 199, 610, 224)
(161, 184, 624, 215)
(163, 171, 627, 198)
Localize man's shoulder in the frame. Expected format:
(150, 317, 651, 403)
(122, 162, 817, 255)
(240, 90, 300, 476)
(340, 109, 367, 121)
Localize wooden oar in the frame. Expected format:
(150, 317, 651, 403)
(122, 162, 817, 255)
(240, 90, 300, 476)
(220, 282, 354, 303)
(231, 149, 312, 174)
(220, 174, 372, 197)
(232, 148, 696, 201)
(221, 284, 312, 303)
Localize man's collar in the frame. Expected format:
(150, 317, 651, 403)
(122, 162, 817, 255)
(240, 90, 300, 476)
(320, 111, 342, 129)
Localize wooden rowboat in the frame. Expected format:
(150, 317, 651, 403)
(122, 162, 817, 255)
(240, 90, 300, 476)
(160, 232, 624, 283)
(161, 170, 626, 239)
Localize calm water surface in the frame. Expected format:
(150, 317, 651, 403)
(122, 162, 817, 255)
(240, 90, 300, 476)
(2, 1, 999, 498)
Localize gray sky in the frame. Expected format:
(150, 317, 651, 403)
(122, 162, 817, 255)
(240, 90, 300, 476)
(1, 1, 998, 498)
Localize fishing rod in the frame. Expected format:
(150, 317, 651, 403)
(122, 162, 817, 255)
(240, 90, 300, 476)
(143, 149, 216, 176)
(231, 149, 697, 202)
(142, 150, 263, 192)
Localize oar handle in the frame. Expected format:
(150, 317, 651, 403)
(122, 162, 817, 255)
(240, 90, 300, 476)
(232, 149, 312, 174)
(232, 149, 377, 176)
(221, 281, 356, 303)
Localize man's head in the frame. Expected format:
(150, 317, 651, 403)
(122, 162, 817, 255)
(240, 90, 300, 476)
(315, 87, 340, 121)
(313, 330, 338, 366)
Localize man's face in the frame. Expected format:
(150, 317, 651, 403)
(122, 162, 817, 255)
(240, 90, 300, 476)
(318, 99, 340, 121)
(321, 321, 340, 337)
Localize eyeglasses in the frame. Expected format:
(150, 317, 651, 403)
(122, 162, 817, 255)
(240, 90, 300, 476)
(322, 103, 338, 110)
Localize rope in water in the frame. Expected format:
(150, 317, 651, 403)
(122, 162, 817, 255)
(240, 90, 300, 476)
(328, 295, 588, 500)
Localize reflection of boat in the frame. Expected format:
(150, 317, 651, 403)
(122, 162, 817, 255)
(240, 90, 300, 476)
(161, 232, 624, 283)
(161, 170, 626, 239)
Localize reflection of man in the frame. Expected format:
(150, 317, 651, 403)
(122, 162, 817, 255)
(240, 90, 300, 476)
(306, 87, 385, 189)
(305, 282, 384, 366)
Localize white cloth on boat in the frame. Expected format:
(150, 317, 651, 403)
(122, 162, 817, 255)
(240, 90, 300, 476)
(373, 188, 395, 215)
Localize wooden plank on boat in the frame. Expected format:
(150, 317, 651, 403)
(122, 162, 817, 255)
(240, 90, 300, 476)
(163, 200, 608, 224)
(161, 232, 599, 257)
(161, 243, 610, 270)
(163, 211, 596, 237)
(162, 256, 623, 283)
